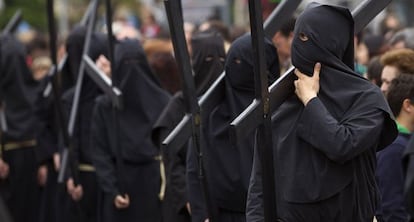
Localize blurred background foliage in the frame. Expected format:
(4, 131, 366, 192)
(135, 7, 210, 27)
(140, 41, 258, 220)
(0, 0, 138, 31)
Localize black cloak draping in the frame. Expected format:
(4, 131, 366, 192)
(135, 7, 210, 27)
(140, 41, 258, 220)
(247, 3, 397, 222)
(0, 34, 41, 222)
(187, 34, 280, 222)
(151, 31, 225, 222)
(59, 25, 109, 222)
(91, 39, 170, 222)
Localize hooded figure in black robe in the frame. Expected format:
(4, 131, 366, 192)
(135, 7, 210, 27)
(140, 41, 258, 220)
(246, 3, 398, 222)
(187, 34, 280, 222)
(91, 39, 170, 222)
(0, 34, 42, 222)
(59, 25, 108, 222)
(152, 31, 226, 222)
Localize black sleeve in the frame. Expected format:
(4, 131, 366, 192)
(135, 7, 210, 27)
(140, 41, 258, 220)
(169, 144, 188, 212)
(90, 102, 119, 201)
(297, 97, 384, 163)
(34, 95, 58, 165)
(186, 139, 208, 222)
(246, 145, 264, 222)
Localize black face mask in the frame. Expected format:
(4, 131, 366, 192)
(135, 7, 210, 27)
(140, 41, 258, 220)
(285, 2, 397, 150)
(65, 25, 108, 100)
(225, 34, 280, 93)
(291, 2, 354, 76)
(191, 31, 226, 96)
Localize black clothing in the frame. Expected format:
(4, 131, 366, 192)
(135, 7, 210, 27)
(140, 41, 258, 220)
(247, 3, 397, 222)
(0, 34, 41, 222)
(377, 132, 411, 221)
(403, 135, 414, 221)
(152, 31, 226, 222)
(92, 39, 169, 222)
(187, 34, 280, 222)
(59, 25, 109, 222)
(62, 25, 108, 168)
(0, 35, 39, 142)
(192, 31, 226, 96)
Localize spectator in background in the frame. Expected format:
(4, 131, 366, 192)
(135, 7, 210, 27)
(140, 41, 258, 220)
(392, 0, 414, 27)
(366, 57, 384, 87)
(25, 32, 51, 81)
(380, 48, 414, 94)
(355, 34, 389, 76)
(380, 12, 402, 40)
(271, 17, 296, 73)
(389, 28, 414, 50)
(229, 25, 248, 42)
(261, 0, 278, 21)
(140, 9, 161, 39)
(198, 19, 231, 52)
(143, 38, 181, 94)
(376, 74, 414, 222)
(184, 22, 195, 54)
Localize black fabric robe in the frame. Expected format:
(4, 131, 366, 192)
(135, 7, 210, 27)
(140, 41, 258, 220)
(60, 25, 108, 222)
(0, 34, 41, 222)
(91, 39, 170, 222)
(152, 31, 226, 222)
(246, 3, 397, 222)
(187, 34, 280, 222)
(403, 135, 414, 221)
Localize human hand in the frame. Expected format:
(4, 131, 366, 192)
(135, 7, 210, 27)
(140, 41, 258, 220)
(186, 202, 191, 214)
(0, 158, 9, 179)
(38, 165, 48, 186)
(53, 153, 60, 171)
(96, 55, 111, 78)
(294, 62, 321, 106)
(67, 178, 83, 201)
(114, 194, 130, 209)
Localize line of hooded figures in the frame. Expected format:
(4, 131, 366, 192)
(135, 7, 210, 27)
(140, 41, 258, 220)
(3, 1, 414, 222)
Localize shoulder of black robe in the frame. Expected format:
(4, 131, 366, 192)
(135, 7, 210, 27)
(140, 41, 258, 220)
(151, 91, 185, 149)
(0, 34, 40, 141)
(187, 33, 280, 216)
(191, 31, 226, 96)
(94, 39, 170, 163)
(271, 0, 396, 206)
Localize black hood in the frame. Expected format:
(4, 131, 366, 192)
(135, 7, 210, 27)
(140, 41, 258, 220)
(191, 31, 226, 96)
(290, 3, 396, 149)
(64, 25, 108, 100)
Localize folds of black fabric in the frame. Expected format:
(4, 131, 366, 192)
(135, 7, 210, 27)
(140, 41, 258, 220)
(187, 34, 280, 221)
(0, 34, 42, 222)
(151, 31, 226, 222)
(91, 39, 170, 222)
(247, 3, 397, 222)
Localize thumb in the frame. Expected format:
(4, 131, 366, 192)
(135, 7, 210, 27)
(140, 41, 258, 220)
(313, 62, 321, 79)
(124, 194, 130, 202)
(67, 178, 74, 190)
